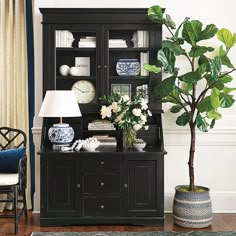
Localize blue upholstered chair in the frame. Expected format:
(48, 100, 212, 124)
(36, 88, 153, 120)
(0, 127, 28, 234)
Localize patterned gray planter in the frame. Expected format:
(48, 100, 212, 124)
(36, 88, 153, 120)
(173, 185, 212, 228)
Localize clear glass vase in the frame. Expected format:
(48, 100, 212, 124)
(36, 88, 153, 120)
(123, 126, 137, 149)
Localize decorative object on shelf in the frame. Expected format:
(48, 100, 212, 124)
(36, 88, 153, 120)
(100, 90, 152, 149)
(75, 57, 90, 76)
(82, 137, 100, 151)
(69, 66, 79, 76)
(131, 30, 149, 48)
(38, 90, 82, 149)
(59, 64, 70, 76)
(71, 80, 96, 104)
(78, 36, 96, 48)
(111, 84, 131, 97)
(133, 138, 146, 151)
(56, 30, 74, 47)
(145, 5, 236, 228)
(116, 59, 140, 76)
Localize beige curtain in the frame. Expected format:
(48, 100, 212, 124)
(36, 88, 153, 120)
(0, 0, 32, 210)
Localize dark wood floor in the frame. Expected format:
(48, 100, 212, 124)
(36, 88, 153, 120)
(1, 212, 236, 236)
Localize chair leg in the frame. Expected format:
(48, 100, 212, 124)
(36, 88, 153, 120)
(22, 189, 28, 218)
(14, 185, 18, 234)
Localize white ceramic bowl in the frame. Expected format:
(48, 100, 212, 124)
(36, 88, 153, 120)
(82, 138, 100, 151)
(133, 142, 146, 151)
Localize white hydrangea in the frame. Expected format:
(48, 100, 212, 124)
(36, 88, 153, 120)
(100, 105, 112, 119)
(133, 124, 142, 131)
(132, 108, 142, 117)
(111, 102, 120, 113)
(141, 99, 148, 110)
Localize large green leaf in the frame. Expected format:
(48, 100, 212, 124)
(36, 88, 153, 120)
(220, 74, 233, 83)
(162, 88, 181, 104)
(144, 64, 161, 73)
(189, 46, 214, 57)
(162, 40, 185, 56)
(198, 24, 218, 41)
(196, 114, 209, 132)
(217, 28, 233, 49)
(207, 110, 222, 120)
(182, 20, 203, 45)
(155, 76, 176, 98)
(198, 55, 210, 71)
(219, 45, 234, 68)
(224, 87, 236, 93)
(209, 56, 222, 80)
(180, 82, 193, 91)
(166, 14, 176, 29)
(219, 93, 235, 108)
(211, 88, 220, 108)
(170, 105, 183, 113)
(148, 5, 164, 23)
(157, 48, 176, 74)
(174, 17, 190, 39)
(176, 112, 192, 126)
(197, 63, 207, 75)
(179, 70, 202, 83)
(197, 96, 214, 112)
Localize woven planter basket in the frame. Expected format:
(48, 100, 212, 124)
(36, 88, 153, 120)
(173, 185, 213, 228)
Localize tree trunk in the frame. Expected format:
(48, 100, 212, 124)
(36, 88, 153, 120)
(188, 124, 196, 191)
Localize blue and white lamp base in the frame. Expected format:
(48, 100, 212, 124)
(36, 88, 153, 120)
(48, 123, 74, 149)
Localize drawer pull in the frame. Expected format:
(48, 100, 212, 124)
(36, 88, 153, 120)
(100, 205, 104, 209)
(77, 184, 81, 188)
(100, 161, 104, 165)
(100, 182, 105, 186)
(124, 184, 128, 188)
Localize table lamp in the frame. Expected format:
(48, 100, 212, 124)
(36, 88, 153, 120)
(38, 90, 82, 149)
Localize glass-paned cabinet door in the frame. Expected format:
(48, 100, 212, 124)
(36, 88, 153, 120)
(104, 24, 157, 102)
(55, 25, 101, 111)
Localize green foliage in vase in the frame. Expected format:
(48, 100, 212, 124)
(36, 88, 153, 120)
(144, 5, 236, 191)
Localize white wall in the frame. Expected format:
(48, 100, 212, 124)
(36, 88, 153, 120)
(33, 0, 236, 213)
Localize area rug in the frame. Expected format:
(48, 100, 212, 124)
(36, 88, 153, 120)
(31, 232, 236, 236)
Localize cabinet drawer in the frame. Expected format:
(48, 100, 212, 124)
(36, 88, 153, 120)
(83, 157, 120, 172)
(83, 196, 120, 216)
(83, 173, 120, 194)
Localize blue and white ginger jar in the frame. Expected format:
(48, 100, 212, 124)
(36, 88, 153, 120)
(116, 59, 140, 76)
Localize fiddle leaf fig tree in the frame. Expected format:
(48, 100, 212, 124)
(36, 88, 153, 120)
(145, 5, 236, 192)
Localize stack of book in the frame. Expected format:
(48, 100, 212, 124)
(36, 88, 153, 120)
(56, 30, 74, 47)
(88, 120, 116, 130)
(140, 52, 149, 76)
(93, 134, 117, 147)
(109, 39, 127, 48)
(132, 30, 149, 48)
(78, 36, 96, 48)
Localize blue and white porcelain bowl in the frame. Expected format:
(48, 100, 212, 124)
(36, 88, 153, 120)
(116, 59, 140, 76)
(48, 123, 74, 145)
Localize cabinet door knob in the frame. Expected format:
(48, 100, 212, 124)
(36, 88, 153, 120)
(97, 65, 101, 69)
(104, 65, 107, 68)
(100, 182, 105, 186)
(124, 184, 128, 188)
(100, 205, 104, 209)
(77, 184, 81, 188)
(100, 161, 104, 165)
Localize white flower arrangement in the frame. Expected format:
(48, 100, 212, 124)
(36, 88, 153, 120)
(100, 90, 152, 131)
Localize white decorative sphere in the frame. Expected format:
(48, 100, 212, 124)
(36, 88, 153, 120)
(59, 65, 70, 76)
(69, 66, 79, 76)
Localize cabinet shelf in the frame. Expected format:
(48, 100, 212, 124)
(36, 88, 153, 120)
(57, 76, 96, 80)
(109, 76, 149, 80)
(56, 47, 96, 52)
(109, 48, 149, 52)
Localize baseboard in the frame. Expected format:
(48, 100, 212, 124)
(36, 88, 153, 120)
(165, 192, 236, 213)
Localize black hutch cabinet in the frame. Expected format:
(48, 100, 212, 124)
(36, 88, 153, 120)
(39, 8, 166, 227)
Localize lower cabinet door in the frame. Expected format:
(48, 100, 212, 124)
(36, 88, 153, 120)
(41, 157, 80, 217)
(83, 196, 121, 216)
(123, 158, 163, 216)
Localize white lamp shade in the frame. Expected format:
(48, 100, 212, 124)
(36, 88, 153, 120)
(38, 90, 82, 117)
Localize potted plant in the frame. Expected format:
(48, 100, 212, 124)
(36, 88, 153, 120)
(133, 138, 146, 151)
(145, 5, 236, 228)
